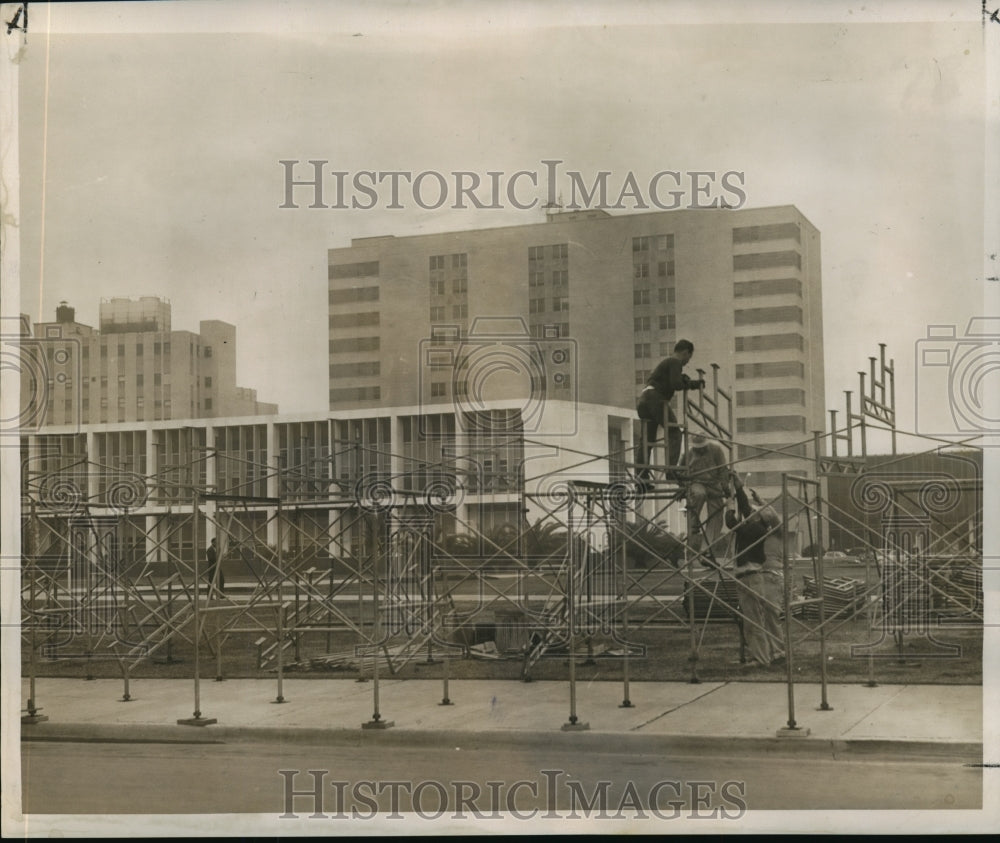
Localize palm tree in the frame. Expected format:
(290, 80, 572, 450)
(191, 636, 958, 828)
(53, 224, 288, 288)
(620, 521, 685, 569)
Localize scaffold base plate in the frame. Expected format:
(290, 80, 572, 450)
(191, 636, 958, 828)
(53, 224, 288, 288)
(561, 721, 591, 732)
(776, 726, 811, 738)
(21, 714, 49, 725)
(362, 719, 395, 730)
(177, 717, 217, 727)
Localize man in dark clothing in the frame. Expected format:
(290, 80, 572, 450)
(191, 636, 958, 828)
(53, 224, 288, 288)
(725, 475, 768, 568)
(635, 339, 704, 484)
(205, 537, 224, 594)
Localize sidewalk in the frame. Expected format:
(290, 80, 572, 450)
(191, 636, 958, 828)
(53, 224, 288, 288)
(20, 677, 983, 762)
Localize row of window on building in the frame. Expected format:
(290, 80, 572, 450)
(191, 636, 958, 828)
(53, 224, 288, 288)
(331, 221, 798, 281)
(327, 235, 805, 405)
(329, 275, 799, 311)
(43, 395, 204, 424)
(632, 261, 675, 280)
(328, 245, 802, 341)
(55, 374, 212, 390)
(636, 330, 805, 365)
(73, 340, 214, 359)
(529, 269, 568, 286)
(632, 288, 675, 306)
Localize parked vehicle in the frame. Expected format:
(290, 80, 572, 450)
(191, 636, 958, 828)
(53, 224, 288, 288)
(845, 547, 886, 565)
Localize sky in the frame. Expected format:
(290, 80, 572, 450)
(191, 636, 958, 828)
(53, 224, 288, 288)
(8, 0, 996, 449)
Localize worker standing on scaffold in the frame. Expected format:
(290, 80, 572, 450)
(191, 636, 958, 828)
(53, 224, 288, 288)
(635, 339, 705, 493)
(682, 433, 731, 564)
(725, 474, 785, 666)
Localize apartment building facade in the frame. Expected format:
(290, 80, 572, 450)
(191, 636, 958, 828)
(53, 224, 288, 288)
(326, 206, 825, 493)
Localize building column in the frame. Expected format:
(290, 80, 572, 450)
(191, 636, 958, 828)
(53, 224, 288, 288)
(204, 423, 217, 543)
(86, 430, 98, 502)
(25, 434, 40, 494)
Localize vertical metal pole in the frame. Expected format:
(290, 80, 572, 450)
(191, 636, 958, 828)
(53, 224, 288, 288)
(858, 372, 868, 459)
(165, 579, 175, 663)
(23, 501, 47, 723)
(567, 496, 578, 722)
(275, 500, 285, 703)
(27, 502, 38, 711)
(780, 475, 800, 733)
(665, 395, 675, 470)
(619, 511, 633, 708)
(121, 516, 132, 701)
(887, 349, 897, 456)
(116, 510, 132, 702)
(687, 501, 700, 684)
(726, 376, 735, 461)
(84, 517, 96, 680)
(354, 526, 367, 682)
(357, 527, 366, 673)
(214, 535, 224, 682)
(680, 389, 689, 465)
(121, 509, 132, 645)
(440, 648, 452, 706)
(362, 513, 393, 727)
(178, 491, 215, 724)
(844, 392, 854, 457)
(864, 554, 878, 687)
(294, 571, 301, 662)
(679, 385, 698, 686)
(193, 492, 202, 714)
(327, 562, 334, 655)
(815, 486, 831, 710)
(561, 493, 587, 730)
(829, 410, 838, 458)
(372, 538, 381, 719)
(431, 532, 452, 706)
(216, 618, 224, 682)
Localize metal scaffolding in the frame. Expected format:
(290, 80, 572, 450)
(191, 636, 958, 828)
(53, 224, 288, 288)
(20, 342, 982, 733)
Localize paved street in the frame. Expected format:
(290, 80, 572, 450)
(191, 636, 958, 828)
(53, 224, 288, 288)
(21, 739, 982, 816)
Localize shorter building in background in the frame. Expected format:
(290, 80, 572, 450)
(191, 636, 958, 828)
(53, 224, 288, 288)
(23, 296, 277, 427)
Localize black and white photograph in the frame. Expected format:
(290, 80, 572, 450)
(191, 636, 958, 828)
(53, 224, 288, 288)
(1, 0, 996, 835)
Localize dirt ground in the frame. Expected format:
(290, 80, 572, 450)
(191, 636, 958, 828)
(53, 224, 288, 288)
(22, 614, 982, 688)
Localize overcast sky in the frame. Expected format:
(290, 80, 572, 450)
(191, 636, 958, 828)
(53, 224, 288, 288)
(10, 0, 995, 449)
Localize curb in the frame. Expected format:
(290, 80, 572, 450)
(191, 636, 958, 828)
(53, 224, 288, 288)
(20, 721, 983, 764)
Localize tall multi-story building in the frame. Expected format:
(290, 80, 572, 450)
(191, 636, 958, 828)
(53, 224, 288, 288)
(25, 296, 277, 427)
(16, 206, 826, 582)
(326, 205, 825, 494)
